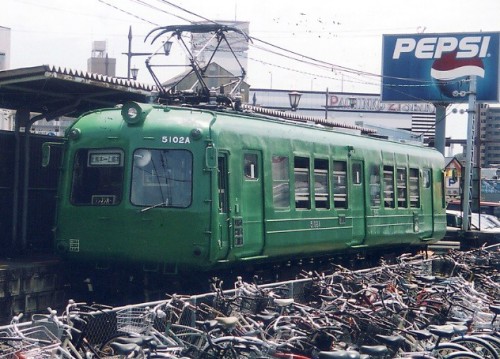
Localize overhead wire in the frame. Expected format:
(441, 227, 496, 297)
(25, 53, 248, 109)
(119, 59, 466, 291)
(100, 0, 378, 81)
(97, 0, 159, 25)
(99, 0, 461, 104)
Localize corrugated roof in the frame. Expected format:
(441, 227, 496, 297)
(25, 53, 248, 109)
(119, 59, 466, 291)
(0, 65, 156, 117)
(242, 104, 377, 134)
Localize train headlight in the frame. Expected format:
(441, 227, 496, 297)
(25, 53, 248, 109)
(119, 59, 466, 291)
(68, 128, 81, 140)
(56, 241, 68, 253)
(190, 128, 203, 140)
(121, 102, 153, 125)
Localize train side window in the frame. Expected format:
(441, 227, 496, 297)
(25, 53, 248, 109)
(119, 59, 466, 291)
(409, 168, 420, 208)
(333, 161, 348, 209)
(314, 159, 329, 209)
(396, 167, 408, 208)
(369, 165, 381, 207)
(294, 157, 310, 209)
(244, 153, 258, 180)
(272, 156, 290, 209)
(383, 165, 395, 208)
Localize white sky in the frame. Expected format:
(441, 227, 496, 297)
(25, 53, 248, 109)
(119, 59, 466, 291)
(2, 0, 500, 140)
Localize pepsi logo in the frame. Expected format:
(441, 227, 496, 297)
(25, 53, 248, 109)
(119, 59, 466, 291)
(431, 51, 485, 80)
(431, 51, 485, 98)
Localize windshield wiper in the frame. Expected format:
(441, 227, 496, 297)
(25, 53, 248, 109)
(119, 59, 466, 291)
(140, 200, 169, 213)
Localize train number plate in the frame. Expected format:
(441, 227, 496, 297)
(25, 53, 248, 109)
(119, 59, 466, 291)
(69, 239, 80, 252)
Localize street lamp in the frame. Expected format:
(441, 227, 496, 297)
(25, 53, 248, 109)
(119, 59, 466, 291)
(123, 26, 173, 80)
(163, 41, 173, 56)
(130, 67, 139, 80)
(289, 91, 302, 111)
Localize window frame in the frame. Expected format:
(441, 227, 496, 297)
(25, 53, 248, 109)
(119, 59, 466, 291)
(314, 158, 330, 209)
(272, 155, 291, 209)
(294, 156, 311, 210)
(332, 160, 348, 209)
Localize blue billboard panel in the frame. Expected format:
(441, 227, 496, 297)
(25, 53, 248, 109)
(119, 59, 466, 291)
(381, 32, 499, 103)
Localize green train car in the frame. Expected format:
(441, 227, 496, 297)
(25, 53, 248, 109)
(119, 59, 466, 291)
(50, 101, 446, 279)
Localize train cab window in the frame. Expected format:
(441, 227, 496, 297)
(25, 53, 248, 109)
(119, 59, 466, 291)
(383, 165, 395, 208)
(409, 168, 420, 208)
(244, 153, 258, 180)
(369, 165, 381, 207)
(314, 159, 329, 209)
(70, 149, 124, 205)
(333, 161, 348, 209)
(396, 167, 408, 208)
(272, 156, 290, 209)
(131, 149, 192, 208)
(294, 157, 310, 209)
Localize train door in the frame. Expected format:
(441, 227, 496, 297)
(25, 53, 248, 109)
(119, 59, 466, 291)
(232, 151, 265, 258)
(217, 154, 230, 256)
(350, 160, 366, 245)
(420, 168, 434, 237)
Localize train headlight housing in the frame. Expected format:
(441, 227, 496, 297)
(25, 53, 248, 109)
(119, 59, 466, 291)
(68, 128, 81, 140)
(121, 102, 153, 125)
(190, 128, 203, 140)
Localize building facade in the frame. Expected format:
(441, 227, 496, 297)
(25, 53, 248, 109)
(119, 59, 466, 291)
(249, 88, 437, 143)
(480, 105, 500, 167)
(0, 26, 10, 71)
(87, 41, 116, 77)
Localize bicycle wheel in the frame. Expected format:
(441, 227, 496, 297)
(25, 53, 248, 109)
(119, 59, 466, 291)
(442, 351, 486, 359)
(199, 337, 266, 359)
(470, 334, 500, 357)
(451, 336, 499, 359)
(431, 342, 478, 358)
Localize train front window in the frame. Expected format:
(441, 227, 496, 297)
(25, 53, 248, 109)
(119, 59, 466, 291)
(131, 149, 192, 208)
(70, 149, 124, 205)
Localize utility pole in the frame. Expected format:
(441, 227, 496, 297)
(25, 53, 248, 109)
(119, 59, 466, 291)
(462, 76, 477, 231)
(433, 103, 448, 156)
(123, 26, 160, 80)
(127, 26, 132, 80)
(325, 88, 329, 119)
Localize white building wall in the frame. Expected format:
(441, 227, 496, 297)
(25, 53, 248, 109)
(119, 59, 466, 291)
(0, 26, 10, 70)
(0, 27, 12, 130)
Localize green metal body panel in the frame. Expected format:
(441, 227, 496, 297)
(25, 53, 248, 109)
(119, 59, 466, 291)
(53, 103, 446, 274)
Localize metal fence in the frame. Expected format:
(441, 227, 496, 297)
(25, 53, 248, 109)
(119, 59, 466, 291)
(0, 257, 439, 348)
(3, 246, 498, 357)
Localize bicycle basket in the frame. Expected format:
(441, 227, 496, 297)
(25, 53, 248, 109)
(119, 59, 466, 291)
(116, 307, 149, 334)
(239, 296, 271, 315)
(1, 325, 60, 359)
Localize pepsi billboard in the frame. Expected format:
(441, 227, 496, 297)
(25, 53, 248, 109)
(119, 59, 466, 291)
(381, 32, 500, 103)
